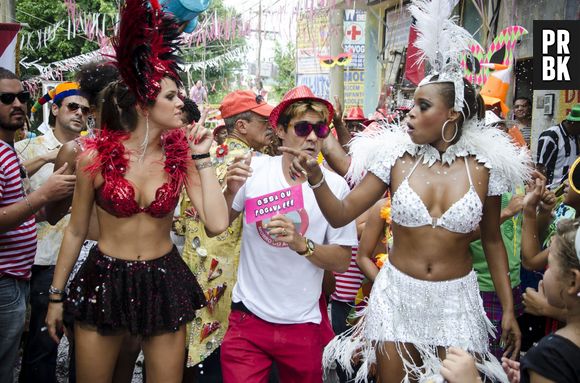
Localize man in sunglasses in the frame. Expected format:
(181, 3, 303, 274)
(0, 67, 77, 383)
(15, 81, 87, 383)
(221, 85, 356, 382)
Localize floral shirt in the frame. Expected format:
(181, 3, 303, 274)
(15, 129, 69, 266)
(182, 137, 256, 366)
(543, 202, 576, 248)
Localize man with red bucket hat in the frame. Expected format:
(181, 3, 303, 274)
(220, 85, 357, 382)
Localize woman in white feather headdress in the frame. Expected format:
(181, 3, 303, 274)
(280, 0, 532, 382)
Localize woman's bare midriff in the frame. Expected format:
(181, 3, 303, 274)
(96, 207, 175, 261)
(388, 224, 475, 281)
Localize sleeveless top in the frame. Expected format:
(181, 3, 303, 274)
(84, 128, 190, 219)
(391, 156, 482, 234)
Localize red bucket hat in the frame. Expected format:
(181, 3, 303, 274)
(269, 85, 334, 128)
(344, 106, 366, 121)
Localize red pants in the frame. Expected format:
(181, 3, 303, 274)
(221, 309, 325, 383)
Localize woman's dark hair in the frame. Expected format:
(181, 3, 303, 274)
(182, 98, 201, 124)
(99, 81, 139, 132)
(513, 96, 532, 107)
(76, 62, 120, 108)
(432, 77, 485, 126)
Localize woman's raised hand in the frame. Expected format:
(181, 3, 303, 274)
(187, 122, 213, 154)
(523, 170, 547, 211)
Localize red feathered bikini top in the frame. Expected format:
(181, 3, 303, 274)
(84, 128, 190, 219)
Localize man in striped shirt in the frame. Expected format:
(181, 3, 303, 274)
(513, 97, 532, 146)
(536, 104, 580, 188)
(0, 67, 76, 383)
(17, 82, 86, 383)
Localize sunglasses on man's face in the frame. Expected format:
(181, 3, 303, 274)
(0, 91, 31, 105)
(292, 121, 330, 139)
(65, 102, 90, 116)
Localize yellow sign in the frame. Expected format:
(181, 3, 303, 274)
(296, 10, 330, 75)
(558, 89, 580, 122)
(344, 70, 365, 112)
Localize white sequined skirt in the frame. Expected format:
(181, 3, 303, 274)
(323, 260, 507, 383)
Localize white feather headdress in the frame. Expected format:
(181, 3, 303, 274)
(409, 0, 482, 112)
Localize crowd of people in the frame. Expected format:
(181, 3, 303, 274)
(1, 0, 580, 382)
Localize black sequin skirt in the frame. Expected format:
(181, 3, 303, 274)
(65, 245, 206, 336)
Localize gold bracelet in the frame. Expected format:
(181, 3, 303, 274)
(24, 195, 34, 216)
(195, 161, 213, 171)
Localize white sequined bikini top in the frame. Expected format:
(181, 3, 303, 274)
(391, 156, 483, 234)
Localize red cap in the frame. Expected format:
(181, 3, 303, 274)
(219, 90, 274, 119)
(344, 106, 365, 121)
(269, 85, 334, 128)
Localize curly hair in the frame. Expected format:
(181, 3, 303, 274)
(75, 62, 120, 108)
(553, 218, 580, 275)
(181, 98, 201, 124)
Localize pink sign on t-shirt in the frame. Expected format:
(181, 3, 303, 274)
(245, 185, 304, 224)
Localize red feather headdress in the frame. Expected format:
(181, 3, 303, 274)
(112, 0, 182, 105)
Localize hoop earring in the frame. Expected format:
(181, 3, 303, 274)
(441, 120, 458, 143)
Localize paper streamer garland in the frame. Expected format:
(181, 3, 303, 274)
(22, 45, 246, 88)
(182, 46, 247, 72)
(18, 11, 119, 51)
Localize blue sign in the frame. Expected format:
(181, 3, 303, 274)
(296, 74, 330, 100)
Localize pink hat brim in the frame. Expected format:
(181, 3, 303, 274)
(269, 97, 334, 128)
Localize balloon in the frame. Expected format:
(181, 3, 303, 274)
(159, 0, 211, 33)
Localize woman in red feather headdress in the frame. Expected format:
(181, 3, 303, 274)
(45, 1, 228, 381)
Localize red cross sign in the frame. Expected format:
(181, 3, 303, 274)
(346, 24, 362, 42)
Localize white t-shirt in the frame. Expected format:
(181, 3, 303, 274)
(232, 155, 357, 324)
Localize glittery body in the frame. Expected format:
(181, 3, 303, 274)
(65, 245, 206, 336)
(364, 261, 492, 350)
(391, 158, 483, 234)
(84, 128, 190, 219)
(94, 178, 180, 218)
(323, 260, 507, 383)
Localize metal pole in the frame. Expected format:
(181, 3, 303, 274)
(257, 0, 262, 86)
(329, 8, 344, 105)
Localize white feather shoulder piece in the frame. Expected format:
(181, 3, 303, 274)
(439, 119, 534, 195)
(346, 124, 417, 185)
(346, 120, 533, 195)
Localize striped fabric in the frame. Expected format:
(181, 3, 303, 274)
(536, 123, 580, 187)
(0, 140, 36, 279)
(520, 126, 531, 143)
(331, 247, 364, 302)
